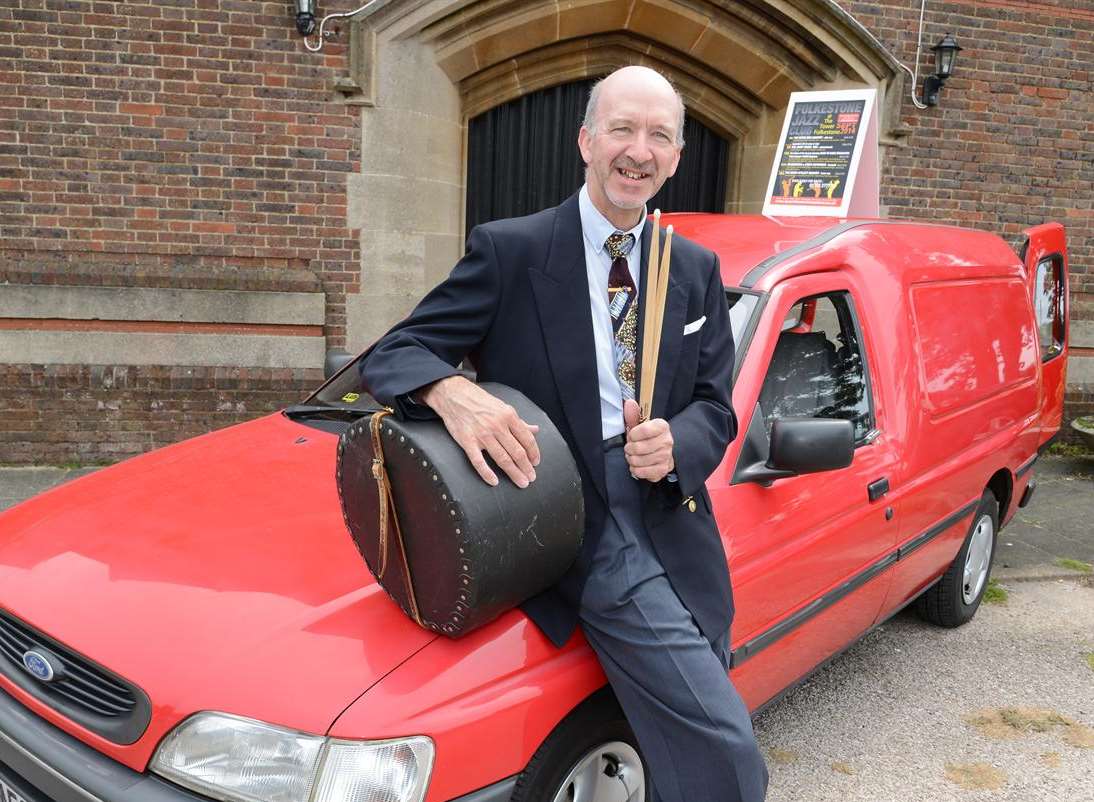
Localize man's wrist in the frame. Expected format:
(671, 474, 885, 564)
(419, 375, 465, 411)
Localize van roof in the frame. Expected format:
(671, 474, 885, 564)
(663, 214, 1020, 291)
(663, 214, 845, 288)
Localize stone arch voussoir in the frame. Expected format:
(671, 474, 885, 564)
(460, 34, 763, 142)
(358, 0, 906, 142)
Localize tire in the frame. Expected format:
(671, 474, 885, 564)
(510, 690, 649, 802)
(916, 490, 999, 627)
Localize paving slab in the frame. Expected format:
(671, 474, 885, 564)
(996, 453, 1094, 580)
(0, 467, 100, 513)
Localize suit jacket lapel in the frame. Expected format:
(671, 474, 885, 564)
(529, 194, 608, 504)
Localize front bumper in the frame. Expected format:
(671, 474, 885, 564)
(0, 687, 206, 802)
(0, 688, 518, 802)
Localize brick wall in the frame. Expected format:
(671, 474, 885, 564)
(1, 364, 323, 465)
(2, 0, 1090, 465)
(837, 0, 1093, 439)
(0, 0, 361, 337)
(0, 0, 359, 464)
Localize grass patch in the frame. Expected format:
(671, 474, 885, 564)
(766, 747, 798, 765)
(1084, 653, 1094, 673)
(965, 707, 1071, 739)
(1063, 724, 1094, 749)
(965, 707, 1093, 749)
(1000, 708, 1069, 733)
(1047, 440, 1093, 458)
(944, 762, 1006, 790)
(1055, 558, 1093, 574)
(983, 579, 1008, 605)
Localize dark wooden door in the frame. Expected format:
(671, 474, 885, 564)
(466, 79, 731, 236)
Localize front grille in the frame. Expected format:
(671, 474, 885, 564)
(0, 613, 135, 717)
(0, 607, 151, 744)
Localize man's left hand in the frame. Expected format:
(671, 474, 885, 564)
(623, 399, 674, 482)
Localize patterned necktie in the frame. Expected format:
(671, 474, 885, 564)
(605, 232, 638, 402)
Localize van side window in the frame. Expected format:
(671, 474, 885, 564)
(1034, 255, 1065, 361)
(758, 292, 874, 443)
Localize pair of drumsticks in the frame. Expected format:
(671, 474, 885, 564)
(639, 210, 672, 421)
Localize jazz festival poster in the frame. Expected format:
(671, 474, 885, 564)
(762, 88, 880, 218)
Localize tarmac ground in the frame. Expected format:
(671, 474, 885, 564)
(757, 452, 1094, 801)
(1, 452, 1092, 801)
(756, 576, 1093, 802)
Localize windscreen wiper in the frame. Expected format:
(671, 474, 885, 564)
(282, 404, 376, 421)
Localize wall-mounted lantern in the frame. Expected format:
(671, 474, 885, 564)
(921, 34, 963, 106)
(896, 0, 966, 111)
(295, 0, 317, 36)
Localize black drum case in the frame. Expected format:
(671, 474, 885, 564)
(336, 383, 584, 637)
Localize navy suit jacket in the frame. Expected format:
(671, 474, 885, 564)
(360, 193, 737, 648)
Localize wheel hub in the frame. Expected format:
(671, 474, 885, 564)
(550, 740, 645, 802)
(962, 513, 994, 604)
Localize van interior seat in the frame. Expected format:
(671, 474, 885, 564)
(759, 331, 839, 427)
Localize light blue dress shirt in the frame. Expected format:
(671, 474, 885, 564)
(578, 185, 646, 441)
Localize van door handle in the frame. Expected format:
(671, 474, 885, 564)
(867, 477, 889, 502)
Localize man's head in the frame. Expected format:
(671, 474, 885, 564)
(578, 66, 685, 230)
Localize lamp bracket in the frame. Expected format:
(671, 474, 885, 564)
(922, 74, 945, 107)
(302, 0, 382, 52)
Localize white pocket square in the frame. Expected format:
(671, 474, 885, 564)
(682, 316, 707, 336)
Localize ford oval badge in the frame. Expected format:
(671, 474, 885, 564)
(22, 650, 55, 682)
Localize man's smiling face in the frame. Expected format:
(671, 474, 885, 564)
(578, 67, 683, 230)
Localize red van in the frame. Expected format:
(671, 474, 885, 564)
(0, 217, 1068, 802)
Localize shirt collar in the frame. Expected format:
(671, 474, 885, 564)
(579, 184, 646, 255)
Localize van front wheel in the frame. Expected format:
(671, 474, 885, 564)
(510, 692, 649, 802)
(916, 490, 999, 627)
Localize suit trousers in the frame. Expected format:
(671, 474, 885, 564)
(578, 446, 769, 802)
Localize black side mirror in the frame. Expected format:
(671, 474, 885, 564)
(768, 417, 854, 474)
(733, 406, 854, 486)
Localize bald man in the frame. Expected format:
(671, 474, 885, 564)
(361, 66, 768, 802)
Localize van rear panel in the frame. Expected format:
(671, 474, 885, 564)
(910, 278, 1039, 417)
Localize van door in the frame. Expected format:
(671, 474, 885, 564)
(1022, 223, 1069, 446)
(720, 274, 899, 708)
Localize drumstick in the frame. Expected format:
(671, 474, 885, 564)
(643, 222, 669, 415)
(640, 210, 661, 420)
(647, 223, 665, 382)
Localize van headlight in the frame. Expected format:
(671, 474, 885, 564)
(150, 712, 434, 802)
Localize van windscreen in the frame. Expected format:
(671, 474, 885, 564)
(725, 289, 760, 361)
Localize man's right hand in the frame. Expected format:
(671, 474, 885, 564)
(420, 376, 540, 488)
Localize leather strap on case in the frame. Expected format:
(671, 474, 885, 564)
(369, 409, 425, 627)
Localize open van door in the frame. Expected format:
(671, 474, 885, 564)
(1021, 223, 1068, 447)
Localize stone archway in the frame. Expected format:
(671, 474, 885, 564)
(343, 0, 905, 347)
(459, 35, 759, 212)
